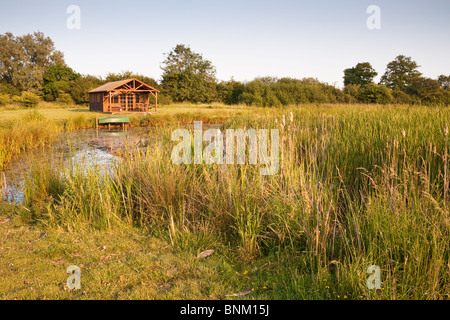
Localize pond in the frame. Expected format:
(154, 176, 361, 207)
(1, 123, 224, 204)
(0, 127, 159, 204)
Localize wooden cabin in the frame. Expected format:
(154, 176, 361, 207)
(89, 78, 159, 113)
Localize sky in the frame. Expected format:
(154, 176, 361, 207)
(0, 0, 449, 87)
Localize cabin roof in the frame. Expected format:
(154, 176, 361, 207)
(88, 78, 160, 93)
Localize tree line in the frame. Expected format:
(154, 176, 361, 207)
(0, 32, 449, 107)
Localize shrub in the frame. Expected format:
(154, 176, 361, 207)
(0, 93, 11, 105)
(343, 84, 361, 103)
(56, 92, 74, 105)
(408, 77, 444, 106)
(239, 92, 263, 106)
(13, 91, 41, 108)
(391, 88, 412, 104)
(154, 92, 173, 105)
(358, 84, 393, 104)
(262, 88, 281, 107)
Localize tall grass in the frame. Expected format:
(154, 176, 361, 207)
(18, 104, 450, 299)
(0, 111, 61, 169)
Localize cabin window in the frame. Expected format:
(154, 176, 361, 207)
(127, 94, 133, 107)
(96, 93, 101, 103)
(112, 93, 119, 104)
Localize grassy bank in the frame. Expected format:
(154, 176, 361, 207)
(0, 206, 250, 300)
(1, 104, 450, 299)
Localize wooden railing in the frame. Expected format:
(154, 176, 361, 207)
(109, 103, 149, 113)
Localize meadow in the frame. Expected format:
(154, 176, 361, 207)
(0, 102, 449, 300)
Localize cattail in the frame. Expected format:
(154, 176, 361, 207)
(445, 124, 448, 137)
(402, 129, 406, 139)
(289, 111, 294, 123)
(281, 115, 286, 127)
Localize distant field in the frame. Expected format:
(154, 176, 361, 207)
(0, 102, 256, 122)
(0, 104, 101, 121)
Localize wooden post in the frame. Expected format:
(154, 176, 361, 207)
(155, 92, 158, 113)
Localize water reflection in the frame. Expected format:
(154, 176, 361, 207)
(1, 128, 158, 203)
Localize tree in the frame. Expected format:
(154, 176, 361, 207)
(343, 62, 378, 86)
(438, 75, 450, 90)
(391, 88, 411, 105)
(216, 79, 245, 105)
(0, 80, 21, 96)
(0, 32, 65, 93)
(408, 77, 443, 105)
(358, 83, 393, 104)
(379, 55, 422, 91)
(343, 84, 361, 103)
(161, 44, 217, 103)
(69, 74, 103, 105)
(42, 64, 80, 101)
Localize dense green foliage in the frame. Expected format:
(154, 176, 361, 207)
(0, 32, 449, 107)
(161, 44, 217, 103)
(42, 65, 80, 102)
(343, 62, 378, 86)
(68, 74, 104, 105)
(380, 55, 422, 91)
(0, 32, 65, 93)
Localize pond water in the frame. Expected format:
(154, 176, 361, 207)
(0, 127, 159, 204)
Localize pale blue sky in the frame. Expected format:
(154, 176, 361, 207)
(0, 0, 449, 86)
